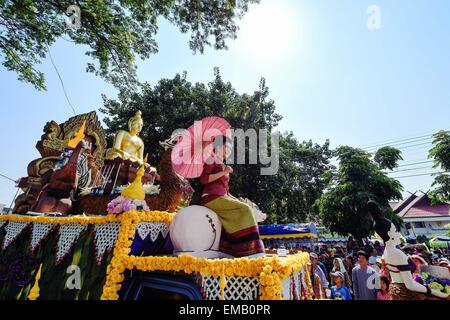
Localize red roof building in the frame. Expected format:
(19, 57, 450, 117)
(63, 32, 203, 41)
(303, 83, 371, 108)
(392, 192, 450, 237)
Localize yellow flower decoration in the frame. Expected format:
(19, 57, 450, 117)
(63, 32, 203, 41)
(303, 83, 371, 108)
(1, 210, 311, 301)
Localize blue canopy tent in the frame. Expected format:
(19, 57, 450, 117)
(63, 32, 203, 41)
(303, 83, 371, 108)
(259, 223, 318, 239)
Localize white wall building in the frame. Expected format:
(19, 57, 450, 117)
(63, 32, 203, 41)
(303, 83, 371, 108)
(391, 192, 450, 238)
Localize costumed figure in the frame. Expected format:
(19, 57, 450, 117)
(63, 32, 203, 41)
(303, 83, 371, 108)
(199, 135, 265, 258)
(169, 117, 265, 258)
(368, 201, 449, 300)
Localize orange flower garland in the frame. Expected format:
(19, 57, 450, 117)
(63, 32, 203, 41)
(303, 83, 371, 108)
(0, 211, 311, 300)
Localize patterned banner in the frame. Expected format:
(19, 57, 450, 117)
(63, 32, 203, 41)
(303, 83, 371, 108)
(93, 222, 121, 264)
(55, 224, 88, 264)
(30, 222, 56, 252)
(2, 221, 29, 250)
(136, 222, 169, 242)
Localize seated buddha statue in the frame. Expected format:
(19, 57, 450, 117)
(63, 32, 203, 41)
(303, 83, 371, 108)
(107, 111, 154, 171)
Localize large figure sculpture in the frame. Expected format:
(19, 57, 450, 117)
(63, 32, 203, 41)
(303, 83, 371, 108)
(76, 136, 185, 214)
(107, 111, 149, 167)
(13, 111, 106, 214)
(32, 122, 96, 215)
(368, 201, 448, 300)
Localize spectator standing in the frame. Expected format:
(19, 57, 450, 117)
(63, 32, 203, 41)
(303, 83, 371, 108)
(378, 258, 391, 283)
(369, 248, 380, 272)
(374, 240, 384, 255)
(344, 255, 355, 283)
(332, 257, 352, 290)
(347, 236, 355, 252)
(352, 250, 378, 300)
(307, 263, 324, 299)
(330, 271, 352, 300)
(310, 252, 329, 297)
(377, 275, 392, 300)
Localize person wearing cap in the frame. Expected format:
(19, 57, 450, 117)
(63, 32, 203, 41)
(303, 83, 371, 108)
(331, 257, 352, 290)
(438, 258, 450, 271)
(431, 254, 439, 265)
(306, 262, 325, 299)
(330, 271, 352, 300)
(310, 252, 329, 298)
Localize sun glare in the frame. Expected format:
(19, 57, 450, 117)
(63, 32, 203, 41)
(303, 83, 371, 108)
(235, 0, 299, 64)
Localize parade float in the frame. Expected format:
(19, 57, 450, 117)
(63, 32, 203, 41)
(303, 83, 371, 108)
(0, 111, 312, 300)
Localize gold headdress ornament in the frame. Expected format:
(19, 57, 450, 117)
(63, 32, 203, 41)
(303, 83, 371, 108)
(128, 111, 143, 130)
(121, 154, 148, 200)
(67, 121, 86, 148)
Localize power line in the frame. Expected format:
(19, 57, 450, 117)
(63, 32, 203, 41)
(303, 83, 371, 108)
(395, 142, 433, 150)
(360, 133, 435, 149)
(8, 187, 20, 213)
(391, 171, 447, 179)
(364, 136, 433, 151)
(364, 142, 433, 154)
(0, 173, 16, 183)
(360, 130, 449, 151)
(45, 43, 77, 116)
(387, 165, 435, 174)
(397, 160, 433, 167)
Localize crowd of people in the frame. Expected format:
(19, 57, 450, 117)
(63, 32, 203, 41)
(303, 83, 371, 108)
(299, 236, 450, 300)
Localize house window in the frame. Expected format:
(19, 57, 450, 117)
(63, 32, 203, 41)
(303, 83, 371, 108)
(405, 223, 411, 229)
(413, 222, 426, 228)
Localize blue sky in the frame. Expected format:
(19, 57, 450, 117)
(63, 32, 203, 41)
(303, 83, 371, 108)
(1, 0, 450, 206)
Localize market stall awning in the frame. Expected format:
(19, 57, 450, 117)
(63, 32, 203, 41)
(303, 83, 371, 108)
(259, 223, 318, 239)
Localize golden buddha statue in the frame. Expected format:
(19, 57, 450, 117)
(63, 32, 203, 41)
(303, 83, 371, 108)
(107, 111, 147, 165)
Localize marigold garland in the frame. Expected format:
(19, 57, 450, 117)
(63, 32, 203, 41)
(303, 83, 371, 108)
(0, 211, 175, 225)
(303, 268, 314, 300)
(0, 211, 311, 301)
(101, 246, 310, 300)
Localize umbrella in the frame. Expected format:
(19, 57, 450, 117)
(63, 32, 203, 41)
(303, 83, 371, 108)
(171, 117, 231, 178)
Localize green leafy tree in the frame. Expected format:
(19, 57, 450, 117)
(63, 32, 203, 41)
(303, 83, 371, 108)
(256, 133, 334, 223)
(0, 0, 259, 90)
(101, 69, 333, 222)
(374, 146, 403, 170)
(429, 130, 450, 203)
(317, 146, 404, 242)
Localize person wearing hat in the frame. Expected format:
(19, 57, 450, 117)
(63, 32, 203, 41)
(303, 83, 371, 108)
(330, 271, 352, 300)
(438, 258, 450, 272)
(310, 252, 329, 298)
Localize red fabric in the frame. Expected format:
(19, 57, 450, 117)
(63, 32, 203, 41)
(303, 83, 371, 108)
(199, 157, 229, 198)
(200, 195, 221, 206)
(219, 226, 265, 257)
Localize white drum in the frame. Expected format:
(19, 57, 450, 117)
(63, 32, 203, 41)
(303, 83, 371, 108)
(169, 205, 229, 258)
